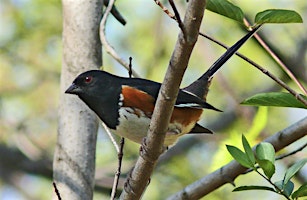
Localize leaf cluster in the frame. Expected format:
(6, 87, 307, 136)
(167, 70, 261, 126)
(227, 135, 307, 199)
(207, 0, 303, 26)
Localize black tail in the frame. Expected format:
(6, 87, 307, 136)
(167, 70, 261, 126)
(183, 26, 261, 99)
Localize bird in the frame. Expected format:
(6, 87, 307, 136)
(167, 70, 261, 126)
(65, 27, 260, 147)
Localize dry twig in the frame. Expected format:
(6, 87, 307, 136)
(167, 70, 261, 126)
(100, 0, 140, 77)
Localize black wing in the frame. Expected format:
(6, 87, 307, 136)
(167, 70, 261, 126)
(121, 77, 220, 111)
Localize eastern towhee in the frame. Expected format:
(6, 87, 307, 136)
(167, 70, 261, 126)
(65, 27, 259, 147)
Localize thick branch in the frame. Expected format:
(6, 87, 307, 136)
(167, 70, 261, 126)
(53, 1, 103, 199)
(167, 116, 307, 200)
(119, 0, 207, 199)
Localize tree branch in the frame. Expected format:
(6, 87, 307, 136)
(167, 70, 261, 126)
(243, 19, 307, 96)
(53, 1, 103, 199)
(100, 0, 140, 77)
(167, 116, 307, 200)
(119, 0, 207, 199)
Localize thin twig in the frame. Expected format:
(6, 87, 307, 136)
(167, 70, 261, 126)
(168, 0, 186, 36)
(154, 0, 176, 19)
(255, 169, 291, 200)
(111, 57, 134, 199)
(111, 138, 125, 200)
(154, 2, 307, 106)
(53, 182, 62, 200)
(199, 32, 307, 107)
(276, 142, 307, 160)
(128, 57, 133, 77)
(243, 19, 307, 95)
(103, 0, 126, 25)
(100, 0, 140, 77)
(102, 122, 120, 153)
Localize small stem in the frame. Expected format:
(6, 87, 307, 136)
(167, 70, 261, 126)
(111, 138, 125, 200)
(53, 182, 62, 200)
(154, 0, 176, 19)
(99, 0, 140, 77)
(129, 57, 133, 78)
(169, 0, 186, 36)
(276, 142, 307, 161)
(102, 122, 120, 153)
(255, 169, 291, 200)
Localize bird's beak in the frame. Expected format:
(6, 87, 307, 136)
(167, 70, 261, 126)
(65, 83, 80, 94)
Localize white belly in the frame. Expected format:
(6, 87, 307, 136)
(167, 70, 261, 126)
(112, 107, 196, 147)
(113, 107, 151, 144)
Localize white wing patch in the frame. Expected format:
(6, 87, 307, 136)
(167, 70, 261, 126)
(118, 93, 124, 107)
(175, 103, 202, 108)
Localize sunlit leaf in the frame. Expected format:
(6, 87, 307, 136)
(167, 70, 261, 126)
(283, 158, 307, 185)
(256, 143, 275, 178)
(292, 183, 307, 198)
(226, 145, 252, 168)
(233, 185, 275, 192)
(255, 9, 303, 24)
(256, 143, 275, 163)
(206, 0, 244, 24)
(241, 92, 307, 109)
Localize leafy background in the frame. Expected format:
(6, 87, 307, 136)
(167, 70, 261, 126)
(0, 0, 306, 199)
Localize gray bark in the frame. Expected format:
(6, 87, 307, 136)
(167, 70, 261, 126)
(119, 0, 207, 199)
(53, 1, 103, 199)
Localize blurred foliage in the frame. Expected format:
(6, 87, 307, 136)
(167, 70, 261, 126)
(0, 0, 306, 199)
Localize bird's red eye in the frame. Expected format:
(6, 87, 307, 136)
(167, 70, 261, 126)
(85, 76, 92, 83)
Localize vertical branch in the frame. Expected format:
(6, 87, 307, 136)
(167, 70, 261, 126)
(53, 1, 103, 199)
(111, 138, 125, 200)
(100, 0, 140, 77)
(119, 0, 207, 199)
(111, 57, 133, 199)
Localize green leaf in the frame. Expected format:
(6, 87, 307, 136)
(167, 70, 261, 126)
(292, 183, 307, 198)
(242, 135, 255, 166)
(255, 9, 303, 24)
(226, 145, 253, 168)
(284, 181, 294, 197)
(241, 92, 307, 109)
(206, 0, 244, 24)
(233, 185, 275, 192)
(283, 158, 307, 185)
(257, 159, 275, 179)
(256, 143, 276, 178)
(256, 143, 275, 163)
(275, 180, 294, 197)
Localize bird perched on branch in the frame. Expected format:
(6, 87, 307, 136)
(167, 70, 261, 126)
(65, 27, 259, 147)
